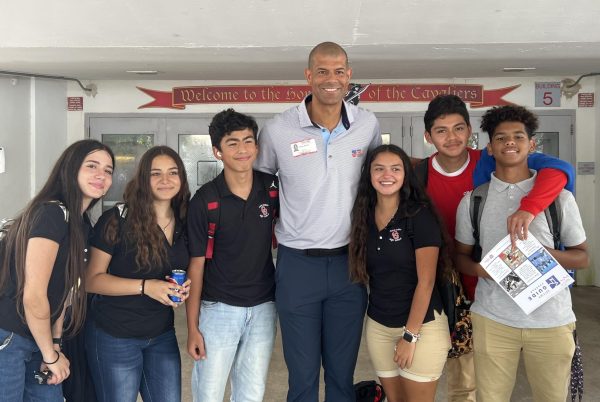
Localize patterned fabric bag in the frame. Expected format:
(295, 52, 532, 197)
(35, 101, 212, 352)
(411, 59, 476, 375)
(570, 329, 584, 402)
(441, 269, 473, 358)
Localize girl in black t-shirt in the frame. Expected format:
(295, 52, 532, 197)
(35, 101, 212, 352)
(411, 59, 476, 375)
(0, 140, 114, 402)
(349, 144, 450, 402)
(85, 146, 191, 402)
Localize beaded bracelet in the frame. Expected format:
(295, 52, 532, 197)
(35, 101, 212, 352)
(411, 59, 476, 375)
(43, 350, 60, 365)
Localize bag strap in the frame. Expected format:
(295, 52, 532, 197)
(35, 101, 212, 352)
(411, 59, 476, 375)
(0, 218, 14, 240)
(47, 200, 69, 223)
(204, 181, 221, 260)
(1, 200, 69, 241)
(470, 182, 562, 251)
(544, 199, 561, 249)
(113, 203, 128, 243)
(203, 173, 279, 259)
(261, 174, 279, 249)
(469, 182, 489, 253)
(414, 157, 429, 188)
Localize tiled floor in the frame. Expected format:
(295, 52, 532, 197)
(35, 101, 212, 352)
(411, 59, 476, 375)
(171, 286, 599, 402)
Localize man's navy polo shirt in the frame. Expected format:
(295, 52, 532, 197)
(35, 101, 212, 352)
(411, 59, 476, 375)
(187, 170, 276, 307)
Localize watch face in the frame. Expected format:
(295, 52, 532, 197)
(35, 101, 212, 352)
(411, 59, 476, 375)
(402, 331, 414, 343)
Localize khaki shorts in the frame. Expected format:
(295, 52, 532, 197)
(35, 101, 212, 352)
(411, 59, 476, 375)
(366, 311, 450, 382)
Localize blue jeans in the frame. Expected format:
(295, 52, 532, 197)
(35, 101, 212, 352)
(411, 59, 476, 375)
(85, 321, 181, 402)
(191, 301, 277, 402)
(276, 245, 368, 402)
(0, 327, 63, 402)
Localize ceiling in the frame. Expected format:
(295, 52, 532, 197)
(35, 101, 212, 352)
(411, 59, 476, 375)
(1, 0, 600, 81)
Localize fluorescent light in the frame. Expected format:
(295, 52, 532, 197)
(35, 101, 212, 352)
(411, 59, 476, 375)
(503, 67, 537, 72)
(126, 70, 160, 75)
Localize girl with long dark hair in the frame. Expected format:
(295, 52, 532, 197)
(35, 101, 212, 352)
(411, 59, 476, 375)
(0, 139, 114, 402)
(349, 144, 450, 402)
(85, 146, 191, 402)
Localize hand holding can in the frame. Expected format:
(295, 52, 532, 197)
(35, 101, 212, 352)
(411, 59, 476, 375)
(167, 269, 187, 303)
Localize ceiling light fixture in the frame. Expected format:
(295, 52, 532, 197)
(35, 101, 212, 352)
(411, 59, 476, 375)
(126, 70, 160, 75)
(502, 67, 537, 72)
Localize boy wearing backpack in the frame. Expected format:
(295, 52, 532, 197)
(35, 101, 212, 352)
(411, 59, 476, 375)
(417, 95, 574, 402)
(454, 105, 589, 402)
(186, 109, 278, 402)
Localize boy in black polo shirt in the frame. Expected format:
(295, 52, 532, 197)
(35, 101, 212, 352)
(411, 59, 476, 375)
(186, 109, 277, 402)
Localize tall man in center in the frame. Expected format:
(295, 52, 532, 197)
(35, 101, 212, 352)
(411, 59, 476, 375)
(256, 42, 381, 401)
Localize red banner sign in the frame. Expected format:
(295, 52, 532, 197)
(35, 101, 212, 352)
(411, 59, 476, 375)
(137, 84, 519, 109)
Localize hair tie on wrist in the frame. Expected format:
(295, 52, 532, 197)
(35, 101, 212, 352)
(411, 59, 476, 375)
(141, 279, 146, 295)
(43, 350, 60, 365)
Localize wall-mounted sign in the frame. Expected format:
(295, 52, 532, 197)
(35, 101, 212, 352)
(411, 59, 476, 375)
(535, 82, 561, 107)
(577, 162, 595, 175)
(578, 93, 594, 108)
(67, 97, 83, 111)
(137, 84, 520, 110)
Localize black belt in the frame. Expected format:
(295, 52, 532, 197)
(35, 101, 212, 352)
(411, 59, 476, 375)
(303, 245, 348, 257)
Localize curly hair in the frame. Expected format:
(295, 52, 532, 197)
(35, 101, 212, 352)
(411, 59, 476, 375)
(480, 105, 539, 139)
(349, 144, 436, 284)
(104, 146, 190, 272)
(0, 140, 114, 335)
(209, 109, 258, 151)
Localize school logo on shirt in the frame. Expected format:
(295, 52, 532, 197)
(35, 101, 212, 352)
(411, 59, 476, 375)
(388, 228, 402, 242)
(351, 148, 364, 158)
(258, 204, 270, 218)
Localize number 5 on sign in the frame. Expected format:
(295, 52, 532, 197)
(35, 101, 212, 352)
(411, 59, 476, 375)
(535, 82, 561, 107)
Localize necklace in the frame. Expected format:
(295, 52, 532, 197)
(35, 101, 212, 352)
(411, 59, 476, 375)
(375, 207, 398, 231)
(160, 216, 173, 232)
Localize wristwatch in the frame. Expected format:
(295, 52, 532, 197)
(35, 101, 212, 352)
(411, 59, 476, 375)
(402, 328, 420, 343)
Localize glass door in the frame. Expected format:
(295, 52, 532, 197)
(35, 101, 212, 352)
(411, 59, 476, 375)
(88, 117, 165, 221)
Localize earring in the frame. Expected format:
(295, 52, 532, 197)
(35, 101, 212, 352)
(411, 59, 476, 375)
(217, 151, 222, 157)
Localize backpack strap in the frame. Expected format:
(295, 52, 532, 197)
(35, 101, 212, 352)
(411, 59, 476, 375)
(202, 181, 221, 260)
(1, 201, 69, 241)
(414, 157, 429, 188)
(110, 203, 128, 258)
(260, 174, 279, 249)
(469, 183, 562, 254)
(0, 218, 13, 241)
(543, 199, 561, 249)
(47, 200, 69, 223)
(469, 183, 489, 262)
(202, 173, 278, 260)
(116, 203, 128, 219)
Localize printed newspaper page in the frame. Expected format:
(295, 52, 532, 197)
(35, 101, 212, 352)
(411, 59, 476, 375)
(479, 233, 574, 314)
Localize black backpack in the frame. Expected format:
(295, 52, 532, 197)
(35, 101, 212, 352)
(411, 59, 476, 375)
(0, 200, 69, 241)
(196, 173, 279, 259)
(469, 181, 561, 262)
(414, 157, 429, 189)
(354, 380, 385, 402)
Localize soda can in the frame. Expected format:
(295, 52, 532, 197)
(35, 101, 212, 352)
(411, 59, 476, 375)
(168, 269, 187, 303)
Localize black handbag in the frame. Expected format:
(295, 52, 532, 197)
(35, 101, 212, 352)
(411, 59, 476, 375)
(354, 380, 385, 402)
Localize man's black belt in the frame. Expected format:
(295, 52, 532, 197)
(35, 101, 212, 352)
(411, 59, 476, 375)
(303, 245, 348, 257)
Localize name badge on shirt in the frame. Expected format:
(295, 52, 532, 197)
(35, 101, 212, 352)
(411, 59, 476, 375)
(291, 138, 318, 157)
